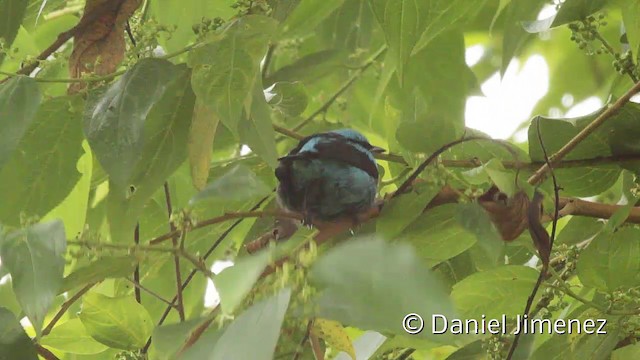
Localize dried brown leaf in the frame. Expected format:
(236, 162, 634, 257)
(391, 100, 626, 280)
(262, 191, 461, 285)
(478, 186, 530, 241)
(68, 0, 141, 93)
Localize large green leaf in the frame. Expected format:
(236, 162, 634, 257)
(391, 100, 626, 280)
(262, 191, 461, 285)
(79, 292, 154, 350)
(60, 256, 137, 294)
(105, 65, 196, 242)
(266, 81, 309, 117)
(183, 288, 291, 360)
(400, 204, 478, 267)
(500, 0, 548, 74)
(214, 249, 272, 314)
(280, 0, 346, 37)
(40, 319, 109, 355)
(149, 318, 207, 360)
(577, 226, 640, 291)
(0, 220, 66, 337)
(552, 0, 609, 27)
(376, 182, 440, 240)
(265, 49, 348, 85)
(0, 0, 29, 65)
(239, 77, 279, 168)
(189, 164, 271, 207)
(0, 307, 38, 360)
(310, 237, 458, 344)
(0, 95, 84, 225)
(0, 75, 40, 170)
(451, 265, 538, 319)
(527, 104, 640, 196)
(84, 58, 179, 188)
(189, 15, 278, 135)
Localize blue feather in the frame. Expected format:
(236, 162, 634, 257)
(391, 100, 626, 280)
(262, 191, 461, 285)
(275, 129, 382, 224)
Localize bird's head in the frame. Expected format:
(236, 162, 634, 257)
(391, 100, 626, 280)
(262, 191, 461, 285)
(330, 128, 385, 154)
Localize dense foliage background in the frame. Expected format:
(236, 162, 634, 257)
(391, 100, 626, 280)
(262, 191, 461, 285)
(2, 0, 640, 359)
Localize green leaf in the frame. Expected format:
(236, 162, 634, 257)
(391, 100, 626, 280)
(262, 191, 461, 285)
(0, 95, 84, 226)
(310, 236, 458, 344)
(281, 0, 346, 37)
(411, 0, 487, 55)
(189, 164, 271, 206)
(60, 256, 137, 294)
(266, 81, 309, 117)
(214, 249, 272, 314)
(400, 204, 478, 267)
(622, 1, 640, 55)
(239, 77, 279, 168)
(0, 0, 29, 65)
(501, 0, 548, 74)
(188, 100, 219, 190)
(148, 0, 236, 54)
(528, 110, 627, 197)
(0, 307, 38, 360)
(368, 0, 425, 82)
(149, 318, 207, 360)
(0, 75, 41, 170)
(456, 203, 504, 265)
(451, 265, 538, 319)
(577, 226, 640, 291)
(106, 65, 196, 242)
(613, 343, 640, 360)
(376, 183, 440, 240)
(189, 15, 277, 135)
(84, 58, 179, 187)
(265, 49, 348, 85)
(41, 141, 92, 238)
(184, 288, 291, 360)
(552, 0, 609, 27)
(555, 216, 603, 245)
(79, 292, 154, 350)
(40, 319, 109, 355)
(0, 220, 66, 337)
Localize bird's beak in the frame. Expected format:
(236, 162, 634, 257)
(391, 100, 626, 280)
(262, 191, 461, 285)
(370, 146, 386, 153)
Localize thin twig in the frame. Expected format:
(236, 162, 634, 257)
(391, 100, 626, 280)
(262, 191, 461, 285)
(528, 79, 640, 185)
(35, 344, 60, 360)
(292, 320, 313, 360)
(125, 277, 176, 307)
(142, 196, 270, 353)
(291, 46, 387, 132)
(506, 118, 562, 360)
(164, 182, 185, 322)
(42, 283, 95, 336)
(393, 136, 518, 197)
(149, 209, 301, 245)
(309, 330, 324, 360)
(133, 223, 141, 304)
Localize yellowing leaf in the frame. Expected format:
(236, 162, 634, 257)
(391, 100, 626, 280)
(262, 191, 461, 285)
(312, 318, 356, 360)
(188, 99, 219, 190)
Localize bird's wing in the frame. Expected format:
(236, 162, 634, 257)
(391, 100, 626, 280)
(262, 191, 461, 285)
(312, 138, 379, 179)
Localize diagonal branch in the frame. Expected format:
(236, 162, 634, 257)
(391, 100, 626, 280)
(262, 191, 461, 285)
(528, 80, 640, 185)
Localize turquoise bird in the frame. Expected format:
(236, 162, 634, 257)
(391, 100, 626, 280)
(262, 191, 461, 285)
(275, 129, 384, 225)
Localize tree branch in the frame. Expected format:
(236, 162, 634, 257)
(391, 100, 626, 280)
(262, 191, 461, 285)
(528, 79, 640, 185)
(164, 182, 185, 322)
(35, 344, 60, 360)
(42, 283, 95, 336)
